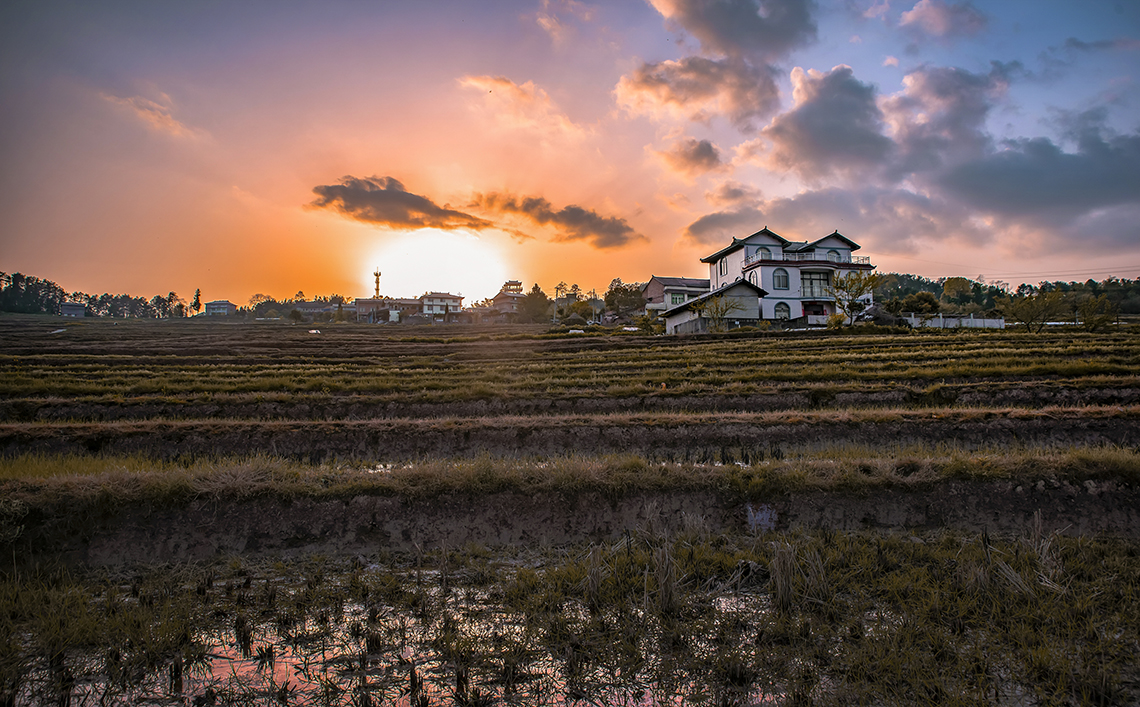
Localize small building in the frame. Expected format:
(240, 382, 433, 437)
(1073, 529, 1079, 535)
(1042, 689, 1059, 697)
(204, 300, 237, 316)
(662, 280, 768, 335)
(420, 292, 463, 321)
(491, 281, 525, 316)
(60, 302, 86, 317)
(642, 276, 710, 317)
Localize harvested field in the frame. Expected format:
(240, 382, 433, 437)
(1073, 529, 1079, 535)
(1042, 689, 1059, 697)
(2, 315, 1138, 705)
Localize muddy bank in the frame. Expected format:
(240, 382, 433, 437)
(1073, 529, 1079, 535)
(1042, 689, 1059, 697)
(2, 411, 1137, 461)
(3, 385, 1138, 422)
(17, 479, 1140, 567)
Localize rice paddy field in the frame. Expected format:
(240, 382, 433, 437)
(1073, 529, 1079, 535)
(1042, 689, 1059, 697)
(1, 314, 1138, 705)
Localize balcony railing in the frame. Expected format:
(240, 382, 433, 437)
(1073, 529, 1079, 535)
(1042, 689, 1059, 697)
(743, 252, 871, 267)
(801, 286, 831, 299)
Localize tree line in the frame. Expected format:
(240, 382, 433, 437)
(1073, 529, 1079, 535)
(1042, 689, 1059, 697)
(0, 272, 202, 318)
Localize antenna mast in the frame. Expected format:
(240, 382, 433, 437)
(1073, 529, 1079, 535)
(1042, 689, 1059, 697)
(373, 268, 381, 298)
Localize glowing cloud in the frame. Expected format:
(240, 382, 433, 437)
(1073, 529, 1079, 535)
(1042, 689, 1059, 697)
(459, 75, 587, 141)
(101, 93, 201, 138)
(657, 138, 728, 177)
(899, 0, 986, 38)
(472, 193, 646, 249)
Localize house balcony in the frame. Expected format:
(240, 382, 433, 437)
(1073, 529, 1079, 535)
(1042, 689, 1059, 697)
(743, 252, 871, 268)
(801, 286, 831, 299)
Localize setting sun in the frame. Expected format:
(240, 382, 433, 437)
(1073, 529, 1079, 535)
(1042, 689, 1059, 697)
(363, 230, 512, 304)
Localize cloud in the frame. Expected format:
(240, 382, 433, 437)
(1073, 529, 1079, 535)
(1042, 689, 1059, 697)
(309, 176, 493, 231)
(899, 0, 986, 38)
(705, 180, 762, 206)
(615, 56, 780, 130)
(536, 0, 596, 43)
(459, 75, 587, 140)
(938, 127, 1140, 224)
(879, 63, 1006, 178)
(684, 185, 981, 251)
(101, 93, 201, 138)
(883, 55, 899, 67)
(760, 65, 893, 179)
(863, 0, 890, 19)
(1063, 37, 1140, 53)
(658, 138, 728, 176)
(472, 192, 646, 248)
(647, 0, 817, 61)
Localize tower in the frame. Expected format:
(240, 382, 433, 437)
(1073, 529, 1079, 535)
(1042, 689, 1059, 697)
(373, 269, 381, 298)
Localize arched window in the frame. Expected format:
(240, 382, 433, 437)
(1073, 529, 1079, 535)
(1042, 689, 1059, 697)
(759, 247, 771, 260)
(773, 268, 789, 290)
(827, 250, 841, 262)
(748, 271, 758, 285)
(774, 302, 791, 320)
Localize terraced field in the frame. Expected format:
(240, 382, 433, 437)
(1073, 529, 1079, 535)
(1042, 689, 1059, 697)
(2, 315, 1138, 705)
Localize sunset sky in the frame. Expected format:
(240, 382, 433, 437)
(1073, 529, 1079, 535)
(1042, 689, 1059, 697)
(1, 0, 1138, 305)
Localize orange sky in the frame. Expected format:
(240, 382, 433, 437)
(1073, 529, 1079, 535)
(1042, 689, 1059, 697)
(1, 0, 1137, 306)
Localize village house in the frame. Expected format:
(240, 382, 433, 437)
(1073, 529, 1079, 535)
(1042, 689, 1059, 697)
(204, 300, 237, 316)
(491, 280, 525, 315)
(662, 280, 768, 334)
(60, 302, 86, 317)
(420, 292, 463, 321)
(700, 227, 875, 325)
(642, 276, 710, 317)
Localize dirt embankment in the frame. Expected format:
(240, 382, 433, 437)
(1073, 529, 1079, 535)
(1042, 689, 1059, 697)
(2, 385, 1137, 422)
(16, 480, 1140, 567)
(2, 411, 1137, 462)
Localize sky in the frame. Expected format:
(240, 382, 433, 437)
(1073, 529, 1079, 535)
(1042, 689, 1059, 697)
(1, 0, 1138, 305)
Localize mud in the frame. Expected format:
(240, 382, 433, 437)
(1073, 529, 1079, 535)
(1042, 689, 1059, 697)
(2, 385, 1137, 423)
(17, 480, 1140, 568)
(2, 413, 1137, 462)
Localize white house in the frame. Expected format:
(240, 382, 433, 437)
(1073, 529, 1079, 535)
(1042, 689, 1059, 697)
(662, 280, 768, 334)
(204, 300, 237, 316)
(701, 227, 875, 324)
(642, 276, 710, 317)
(421, 292, 463, 320)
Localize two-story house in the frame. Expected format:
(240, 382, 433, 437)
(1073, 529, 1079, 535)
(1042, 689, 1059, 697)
(491, 280, 525, 316)
(421, 292, 463, 321)
(701, 227, 874, 323)
(642, 276, 710, 317)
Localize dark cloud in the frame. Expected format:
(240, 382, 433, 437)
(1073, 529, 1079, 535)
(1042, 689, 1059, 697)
(1064, 37, 1140, 53)
(310, 176, 493, 231)
(761, 65, 893, 179)
(899, 0, 986, 38)
(685, 186, 981, 250)
(706, 180, 762, 206)
(616, 56, 780, 130)
(650, 0, 817, 61)
(660, 138, 726, 176)
(939, 128, 1140, 220)
(472, 193, 646, 248)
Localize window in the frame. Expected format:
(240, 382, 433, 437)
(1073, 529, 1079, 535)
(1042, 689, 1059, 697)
(773, 268, 789, 290)
(827, 250, 841, 262)
(803, 271, 830, 298)
(718, 259, 728, 276)
(774, 302, 791, 320)
(671, 293, 685, 305)
(758, 247, 771, 260)
(748, 271, 757, 285)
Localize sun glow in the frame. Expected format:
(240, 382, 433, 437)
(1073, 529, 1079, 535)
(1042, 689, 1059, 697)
(363, 230, 511, 304)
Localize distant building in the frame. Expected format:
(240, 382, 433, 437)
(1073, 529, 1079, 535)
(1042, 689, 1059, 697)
(355, 297, 420, 323)
(642, 276, 709, 317)
(60, 302, 86, 317)
(204, 300, 237, 316)
(491, 280, 525, 316)
(421, 292, 463, 321)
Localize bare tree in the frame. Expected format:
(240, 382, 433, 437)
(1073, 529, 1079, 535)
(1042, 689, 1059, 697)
(999, 291, 1067, 333)
(828, 271, 885, 324)
(691, 294, 744, 333)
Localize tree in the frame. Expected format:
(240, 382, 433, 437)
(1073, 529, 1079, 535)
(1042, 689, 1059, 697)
(567, 284, 582, 301)
(519, 284, 553, 323)
(249, 293, 271, 308)
(998, 291, 1066, 333)
(604, 278, 646, 319)
(554, 282, 568, 300)
(691, 294, 743, 333)
(828, 271, 885, 324)
(887, 291, 940, 315)
(1077, 294, 1117, 332)
(294, 291, 306, 302)
(940, 277, 974, 305)
(289, 308, 304, 323)
(191, 289, 202, 315)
